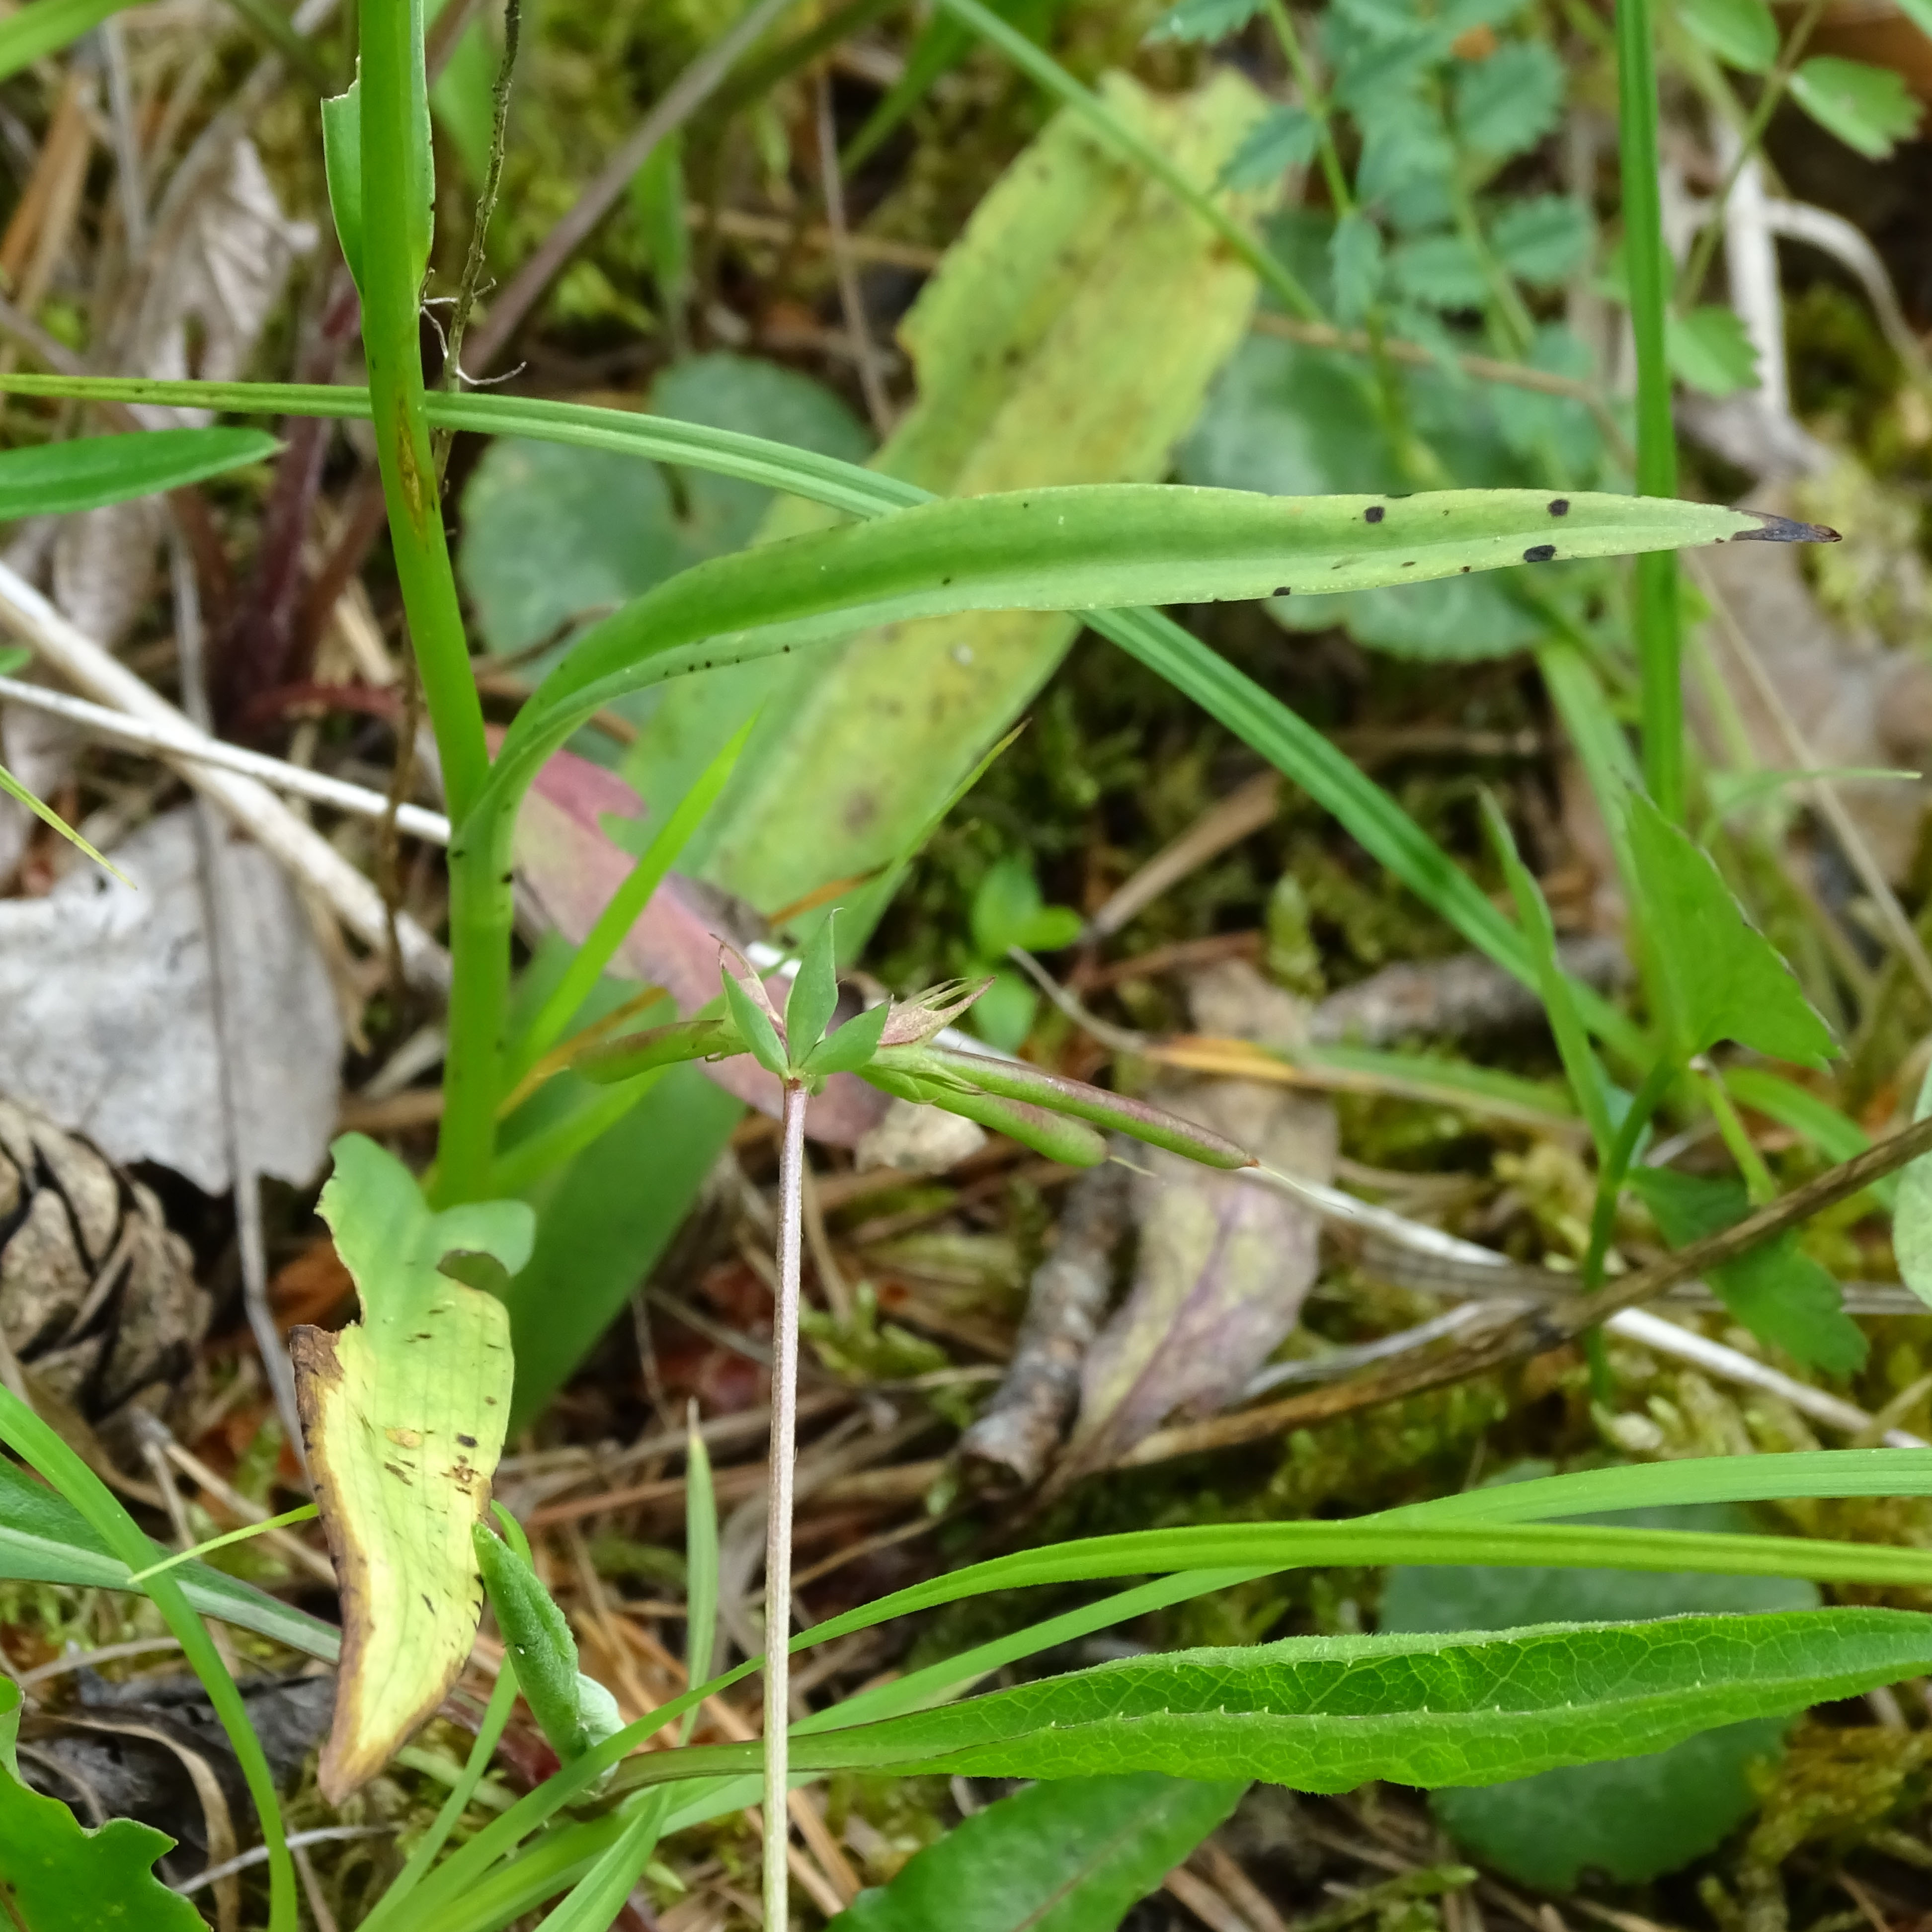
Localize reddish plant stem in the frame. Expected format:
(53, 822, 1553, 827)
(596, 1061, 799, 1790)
(763, 1078, 807, 1932)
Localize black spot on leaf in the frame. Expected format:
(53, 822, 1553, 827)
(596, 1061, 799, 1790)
(1364, 505, 1385, 524)
(1548, 498, 1570, 516)
(1273, 585, 1291, 597)
(1523, 544, 1556, 563)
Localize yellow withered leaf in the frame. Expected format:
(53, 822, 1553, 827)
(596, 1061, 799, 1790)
(292, 1133, 533, 1803)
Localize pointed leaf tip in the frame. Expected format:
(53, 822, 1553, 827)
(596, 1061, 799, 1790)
(1733, 510, 1841, 544)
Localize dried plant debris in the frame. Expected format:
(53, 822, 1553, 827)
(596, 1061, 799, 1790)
(0, 810, 341, 1194)
(1057, 1077, 1334, 1480)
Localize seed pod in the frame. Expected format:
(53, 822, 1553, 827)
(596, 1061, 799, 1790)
(876, 1046, 1255, 1169)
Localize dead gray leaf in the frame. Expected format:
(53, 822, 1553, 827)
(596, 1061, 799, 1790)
(1063, 1074, 1334, 1476)
(0, 808, 341, 1192)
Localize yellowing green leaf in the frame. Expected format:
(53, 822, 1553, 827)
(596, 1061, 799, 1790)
(0, 1679, 205, 1930)
(292, 1133, 534, 1802)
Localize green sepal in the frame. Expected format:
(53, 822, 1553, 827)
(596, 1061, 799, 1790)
(785, 913, 842, 1056)
(721, 966, 790, 1079)
(803, 1001, 890, 1080)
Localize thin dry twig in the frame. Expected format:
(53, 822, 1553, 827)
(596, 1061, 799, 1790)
(0, 557, 450, 988)
(466, 0, 801, 372)
(814, 70, 892, 436)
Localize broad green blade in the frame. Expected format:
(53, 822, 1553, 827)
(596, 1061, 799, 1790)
(294, 1134, 534, 1802)
(608, 1610, 1932, 1793)
(828, 1773, 1246, 1931)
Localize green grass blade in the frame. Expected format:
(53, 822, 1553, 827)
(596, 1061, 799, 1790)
(510, 715, 754, 1072)
(1614, 0, 1686, 818)
(0, 761, 127, 881)
(0, 1389, 298, 1932)
(0, 0, 132, 79)
(684, 1412, 719, 1737)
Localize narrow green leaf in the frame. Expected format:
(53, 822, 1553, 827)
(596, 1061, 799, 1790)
(1789, 56, 1922, 160)
(0, 0, 132, 82)
(1483, 798, 1615, 1153)
(1624, 786, 1835, 1065)
(0, 1456, 340, 1658)
(830, 1773, 1246, 1931)
(0, 428, 278, 516)
(1629, 1167, 1866, 1372)
(0, 1680, 206, 1930)
(720, 966, 789, 1079)
(610, 1610, 1932, 1793)
(322, 84, 365, 292)
(684, 1417, 719, 1729)
(785, 912, 842, 1055)
(575, 1017, 740, 1084)
(293, 1133, 534, 1802)
(1678, 0, 1777, 71)
(0, 762, 126, 882)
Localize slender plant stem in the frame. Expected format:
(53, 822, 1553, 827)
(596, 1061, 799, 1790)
(1259, 0, 1352, 213)
(763, 1079, 808, 1932)
(1613, 0, 1684, 822)
(357, 0, 504, 1200)
(1676, 0, 1831, 306)
(1702, 1067, 1777, 1202)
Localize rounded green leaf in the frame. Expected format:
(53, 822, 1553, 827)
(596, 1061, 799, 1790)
(1678, 0, 1778, 71)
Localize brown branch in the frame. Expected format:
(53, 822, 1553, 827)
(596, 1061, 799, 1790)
(1120, 1110, 1932, 1466)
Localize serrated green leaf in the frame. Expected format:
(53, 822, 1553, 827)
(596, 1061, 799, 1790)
(1389, 230, 1488, 307)
(1668, 304, 1760, 398)
(1219, 104, 1321, 187)
(1384, 1491, 1816, 1889)
(1790, 56, 1921, 159)
(1624, 787, 1835, 1065)
(612, 1610, 1932, 1793)
(1146, 0, 1263, 39)
(292, 1134, 534, 1803)
(785, 914, 842, 1054)
(0, 428, 278, 517)
(1331, 211, 1387, 322)
(803, 1000, 890, 1078)
(1629, 1167, 1866, 1373)
(1489, 194, 1593, 285)
(830, 1773, 1246, 1932)
(0, 1679, 205, 1930)
(1453, 40, 1565, 156)
(1678, 0, 1777, 71)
